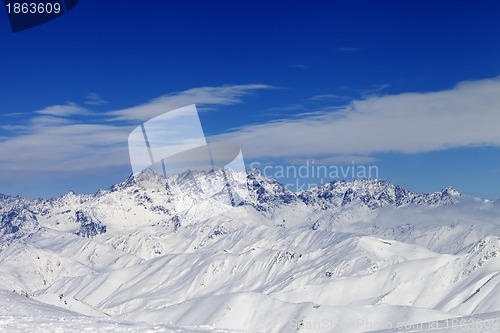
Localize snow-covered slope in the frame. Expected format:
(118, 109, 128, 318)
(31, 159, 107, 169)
(1, 169, 499, 332)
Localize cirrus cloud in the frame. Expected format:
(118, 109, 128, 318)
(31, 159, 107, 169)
(0, 84, 274, 173)
(108, 84, 275, 122)
(213, 76, 500, 159)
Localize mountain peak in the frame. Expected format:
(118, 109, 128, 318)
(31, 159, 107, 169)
(442, 186, 461, 197)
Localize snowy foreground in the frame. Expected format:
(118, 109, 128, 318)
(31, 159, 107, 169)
(1, 289, 499, 333)
(0, 289, 230, 333)
(1, 169, 500, 332)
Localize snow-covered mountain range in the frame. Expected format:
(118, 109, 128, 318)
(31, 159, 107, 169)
(1, 169, 499, 332)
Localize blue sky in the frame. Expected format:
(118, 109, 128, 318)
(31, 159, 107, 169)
(0, 0, 499, 199)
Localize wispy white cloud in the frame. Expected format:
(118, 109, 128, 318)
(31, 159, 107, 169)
(0, 123, 130, 171)
(2, 79, 498, 178)
(0, 125, 26, 131)
(0, 84, 273, 173)
(262, 104, 309, 117)
(108, 84, 275, 122)
(35, 102, 89, 117)
(213, 77, 500, 159)
(308, 94, 351, 101)
(361, 84, 390, 98)
(84, 92, 107, 106)
(285, 156, 379, 165)
(291, 64, 309, 69)
(29, 115, 74, 126)
(0, 112, 24, 117)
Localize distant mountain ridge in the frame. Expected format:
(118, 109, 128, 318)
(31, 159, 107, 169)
(0, 168, 463, 242)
